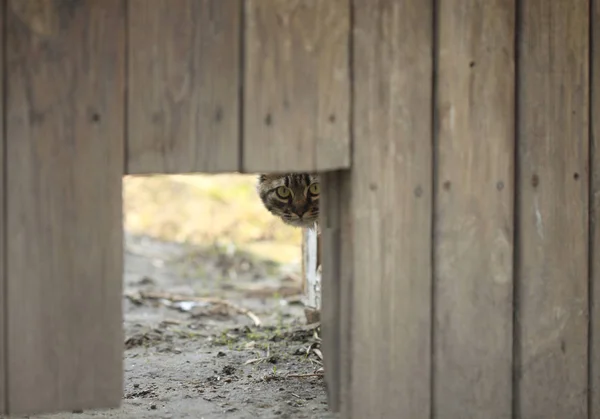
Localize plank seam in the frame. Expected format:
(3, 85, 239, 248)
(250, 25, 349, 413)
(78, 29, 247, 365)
(238, 0, 245, 173)
(1, 0, 7, 411)
(348, 0, 354, 173)
(123, 0, 129, 174)
(343, 0, 354, 415)
(512, 1, 523, 416)
(588, 0, 595, 417)
(430, 0, 439, 416)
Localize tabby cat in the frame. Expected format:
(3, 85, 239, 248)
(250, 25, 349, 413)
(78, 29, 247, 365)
(256, 173, 320, 229)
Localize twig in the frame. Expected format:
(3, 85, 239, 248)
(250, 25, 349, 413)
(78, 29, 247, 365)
(130, 290, 262, 327)
(244, 343, 271, 365)
(285, 372, 324, 379)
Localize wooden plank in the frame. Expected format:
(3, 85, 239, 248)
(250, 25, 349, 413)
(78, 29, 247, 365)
(321, 171, 354, 415)
(591, 0, 600, 416)
(301, 229, 306, 295)
(0, 0, 5, 413)
(243, 0, 350, 173)
(5, 0, 125, 414)
(348, 0, 432, 417)
(320, 226, 340, 409)
(302, 227, 320, 310)
(127, 0, 240, 174)
(433, 1, 515, 417)
(516, 0, 589, 417)
(320, 172, 342, 412)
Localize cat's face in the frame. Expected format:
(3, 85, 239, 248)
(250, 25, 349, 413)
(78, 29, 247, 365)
(257, 173, 320, 228)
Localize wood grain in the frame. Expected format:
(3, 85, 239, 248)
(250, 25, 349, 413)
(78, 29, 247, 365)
(433, 1, 515, 417)
(0, 0, 5, 412)
(591, 0, 600, 416)
(349, 0, 432, 416)
(321, 171, 354, 415)
(516, 0, 589, 417)
(5, 0, 125, 414)
(321, 171, 353, 415)
(243, 0, 350, 173)
(128, 0, 240, 174)
(320, 172, 343, 412)
(320, 226, 340, 410)
(302, 227, 320, 309)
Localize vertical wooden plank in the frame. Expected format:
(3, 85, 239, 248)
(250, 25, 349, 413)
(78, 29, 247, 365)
(591, 0, 600, 416)
(6, 0, 124, 414)
(516, 0, 589, 417)
(243, 0, 350, 173)
(321, 170, 353, 414)
(321, 170, 353, 415)
(433, 1, 515, 417)
(348, 0, 432, 417)
(301, 228, 307, 295)
(320, 172, 342, 412)
(127, 0, 240, 174)
(302, 227, 320, 310)
(0, 0, 5, 413)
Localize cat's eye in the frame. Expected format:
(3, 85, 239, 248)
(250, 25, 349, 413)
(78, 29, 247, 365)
(276, 186, 291, 198)
(308, 183, 320, 195)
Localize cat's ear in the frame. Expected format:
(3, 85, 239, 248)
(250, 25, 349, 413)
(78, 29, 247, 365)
(258, 173, 282, 182)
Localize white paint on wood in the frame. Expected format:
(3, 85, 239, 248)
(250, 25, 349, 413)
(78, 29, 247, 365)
(303, 226, 321, 310)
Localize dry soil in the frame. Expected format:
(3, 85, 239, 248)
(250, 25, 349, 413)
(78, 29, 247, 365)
(8, 233, 335, 419)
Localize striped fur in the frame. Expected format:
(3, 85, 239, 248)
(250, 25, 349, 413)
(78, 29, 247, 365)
(256, 173, 320, 228)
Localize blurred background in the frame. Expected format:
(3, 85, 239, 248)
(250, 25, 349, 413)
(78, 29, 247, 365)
(124, 173, 302, 266)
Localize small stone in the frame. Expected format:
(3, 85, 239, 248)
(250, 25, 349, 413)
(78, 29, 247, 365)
(222, 365, 236, 375)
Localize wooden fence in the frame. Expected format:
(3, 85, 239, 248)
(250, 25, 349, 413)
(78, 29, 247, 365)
(0, 0, 598, 418)
(322, 0, 595, 418)
(0, 0, 350, 414)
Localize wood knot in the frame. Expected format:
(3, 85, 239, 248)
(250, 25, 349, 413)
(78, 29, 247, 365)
(531, 174, 539, 188)
(264, 113, 273, 126)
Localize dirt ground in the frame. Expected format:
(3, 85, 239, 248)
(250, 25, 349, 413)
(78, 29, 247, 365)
(8, 233, 335, 419)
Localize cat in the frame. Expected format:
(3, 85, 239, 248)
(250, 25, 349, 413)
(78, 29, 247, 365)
(258, 173, 322, 323)
(256, 173, 320, 230)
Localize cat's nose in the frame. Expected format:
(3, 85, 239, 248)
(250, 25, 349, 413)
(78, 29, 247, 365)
(294, 207, 308, 218)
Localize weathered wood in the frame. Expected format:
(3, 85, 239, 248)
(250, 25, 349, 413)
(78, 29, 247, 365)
(301, 229, 306, 295)
(516, 0, 589, 417)
(302, 227, 320, 310)
(348, 0, 433, 417)
(591, 0, 600, 415)
(433, 1, 515, 417)
(321, 171, 353, 415)
(0, 0, 5, 412)
(243, 0, 350, 173)
(336, 174, 353, 419)
(320, 172, 343, 412)
(128, 0, 240, 174)
(5, 0, 125, 414)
